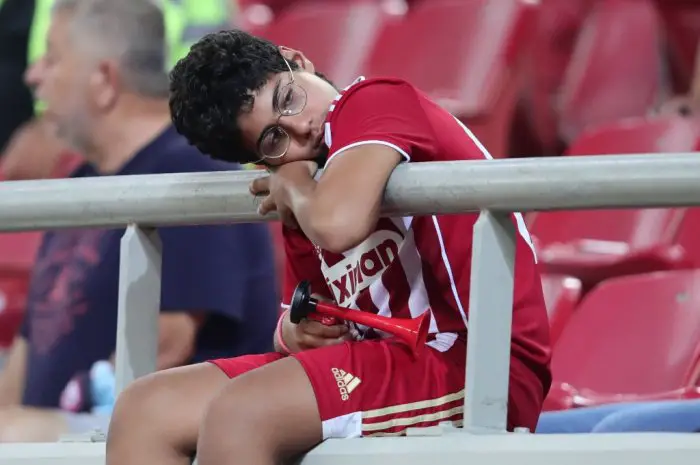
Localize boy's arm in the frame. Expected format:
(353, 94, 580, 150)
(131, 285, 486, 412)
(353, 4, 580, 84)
(273, 146, 402, 253)
(267, 80, 425, 253)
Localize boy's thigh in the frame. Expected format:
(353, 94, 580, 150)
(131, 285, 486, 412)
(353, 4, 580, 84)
(292, 338, 467, 439)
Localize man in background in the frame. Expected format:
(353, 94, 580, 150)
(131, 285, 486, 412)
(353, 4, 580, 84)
(0, 0, 234, 181)
(0, 0, 277, 442)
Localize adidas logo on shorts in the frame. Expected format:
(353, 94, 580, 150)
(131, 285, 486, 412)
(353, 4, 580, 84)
(331, 367, 361, 401)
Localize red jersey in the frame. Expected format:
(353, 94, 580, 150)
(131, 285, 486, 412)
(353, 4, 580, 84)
(282, 77, 551, 391)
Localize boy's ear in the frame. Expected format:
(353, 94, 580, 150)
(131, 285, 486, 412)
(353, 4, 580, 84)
(279, 46, 315, 73)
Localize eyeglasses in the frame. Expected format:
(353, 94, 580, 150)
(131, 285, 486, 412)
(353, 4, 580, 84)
(256, 57, 308, 162)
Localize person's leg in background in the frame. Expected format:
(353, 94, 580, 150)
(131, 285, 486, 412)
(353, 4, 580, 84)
(536, 402, 648, 433)
(592, 399, 700, 433)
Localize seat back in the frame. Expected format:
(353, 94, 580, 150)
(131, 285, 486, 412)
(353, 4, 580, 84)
(551, 270, 700, 394)
(520, 0, 593, 152)
(366, 0, 537, 106)
(0, 232, 43, 276)
(0, 232, 42, 347)
(559, 0, 666, 141)
(257, 1, 389, 88)
(656, 0, 700, 93)
(674, 208, 700, 268)
(364, 0, 539, 156)
(530, 116, 700, 251)
(0, 276, 31, 348)
(541, 274, 583, 344)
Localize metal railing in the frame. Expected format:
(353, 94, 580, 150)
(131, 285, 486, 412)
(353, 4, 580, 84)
(1, 153, 700, 464)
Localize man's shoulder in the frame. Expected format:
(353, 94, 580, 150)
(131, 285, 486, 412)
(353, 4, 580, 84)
(144, 128, 240, 175)
(155, 142, 239, 174)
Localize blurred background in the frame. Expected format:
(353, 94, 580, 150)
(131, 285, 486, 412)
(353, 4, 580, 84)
(1, 0, 700, 439)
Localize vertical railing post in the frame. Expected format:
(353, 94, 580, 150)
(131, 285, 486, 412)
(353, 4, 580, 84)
(463, 210, 516, 433)
(114, 224, 162, 396)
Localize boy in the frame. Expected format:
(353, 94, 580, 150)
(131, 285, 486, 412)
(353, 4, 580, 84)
(106, 30, 551, 465)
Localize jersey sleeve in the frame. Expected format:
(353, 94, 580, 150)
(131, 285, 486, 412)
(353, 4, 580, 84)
(281, 226, 333, 310)
(325, 79, 434, 165)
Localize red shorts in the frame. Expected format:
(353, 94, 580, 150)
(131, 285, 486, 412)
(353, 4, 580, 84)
(210, 338, 542, 438)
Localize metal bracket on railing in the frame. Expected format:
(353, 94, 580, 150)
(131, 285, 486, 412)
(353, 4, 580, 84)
(114, 224, 162, 396)
(463, 211, 516, 434)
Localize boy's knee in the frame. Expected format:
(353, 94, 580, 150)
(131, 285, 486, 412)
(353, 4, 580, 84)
(197, 378, 280, 465)
(109, 372, 167, 435)
(108, 363, 230, 460)
(197, 357, 321, 463)
(200, 381, 261, 434)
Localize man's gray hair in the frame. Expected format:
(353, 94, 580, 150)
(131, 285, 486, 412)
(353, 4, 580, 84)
(54, 0, 169, 98)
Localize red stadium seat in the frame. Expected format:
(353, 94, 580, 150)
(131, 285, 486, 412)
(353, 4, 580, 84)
(516, 0, 594, 155)
(240, 0, 413, 27)
(544, 270, 700, 411)
(675, 208, 700, 268)
(540, 274, 583, 345)
(0, 232, 42, 348)
(558, 0, 666, 142)
(364, 0, 540, 158)
(0, 232, 42, 276)
(529, 116, 700, 287)
(655, 0, 700, 93)
(254, 1, 391, 88)
(0, 276, 31, 348)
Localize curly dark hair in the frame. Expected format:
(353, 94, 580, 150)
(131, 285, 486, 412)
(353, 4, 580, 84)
(169, 30, 297, 164)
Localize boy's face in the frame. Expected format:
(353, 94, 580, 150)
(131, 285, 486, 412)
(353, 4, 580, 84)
(236, 51, 339, 167)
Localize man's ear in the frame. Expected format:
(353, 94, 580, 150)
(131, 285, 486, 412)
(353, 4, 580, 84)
(279, 46, 315, 73)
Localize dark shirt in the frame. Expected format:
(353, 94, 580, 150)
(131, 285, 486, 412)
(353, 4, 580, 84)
(20, 126, 278, 407)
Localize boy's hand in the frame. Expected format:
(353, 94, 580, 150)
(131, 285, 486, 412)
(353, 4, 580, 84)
(290, 317, 352, 351)
(249, 161, 317, 229)
(280, 294, 354, 352)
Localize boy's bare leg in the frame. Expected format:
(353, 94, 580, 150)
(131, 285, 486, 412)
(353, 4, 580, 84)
(106, 363, 229, 465)
(197, 357, 322, 465)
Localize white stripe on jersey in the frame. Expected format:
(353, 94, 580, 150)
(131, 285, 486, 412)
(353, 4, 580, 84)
(452, 117, 537, 261)
(431, 215, 469, 330)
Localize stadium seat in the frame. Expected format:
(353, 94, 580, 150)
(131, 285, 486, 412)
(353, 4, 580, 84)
(363, 0, 540, 158)
(540, 274, 583, 345)
(655, 0, 700, 93)
(674, 208, 700, 268)
(253, 0, 391, 88)
(0, 232, 42, 276)
(544, 270, 700, 411)
(0, 232, 41, 349)
(529, 116, 700, 288)
(558, 0, 666, 143)
(0, 276, 31, 349)
(515, 0, 593, 155)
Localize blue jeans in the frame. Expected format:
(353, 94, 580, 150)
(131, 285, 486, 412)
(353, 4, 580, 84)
(536, 400, 700, 433)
